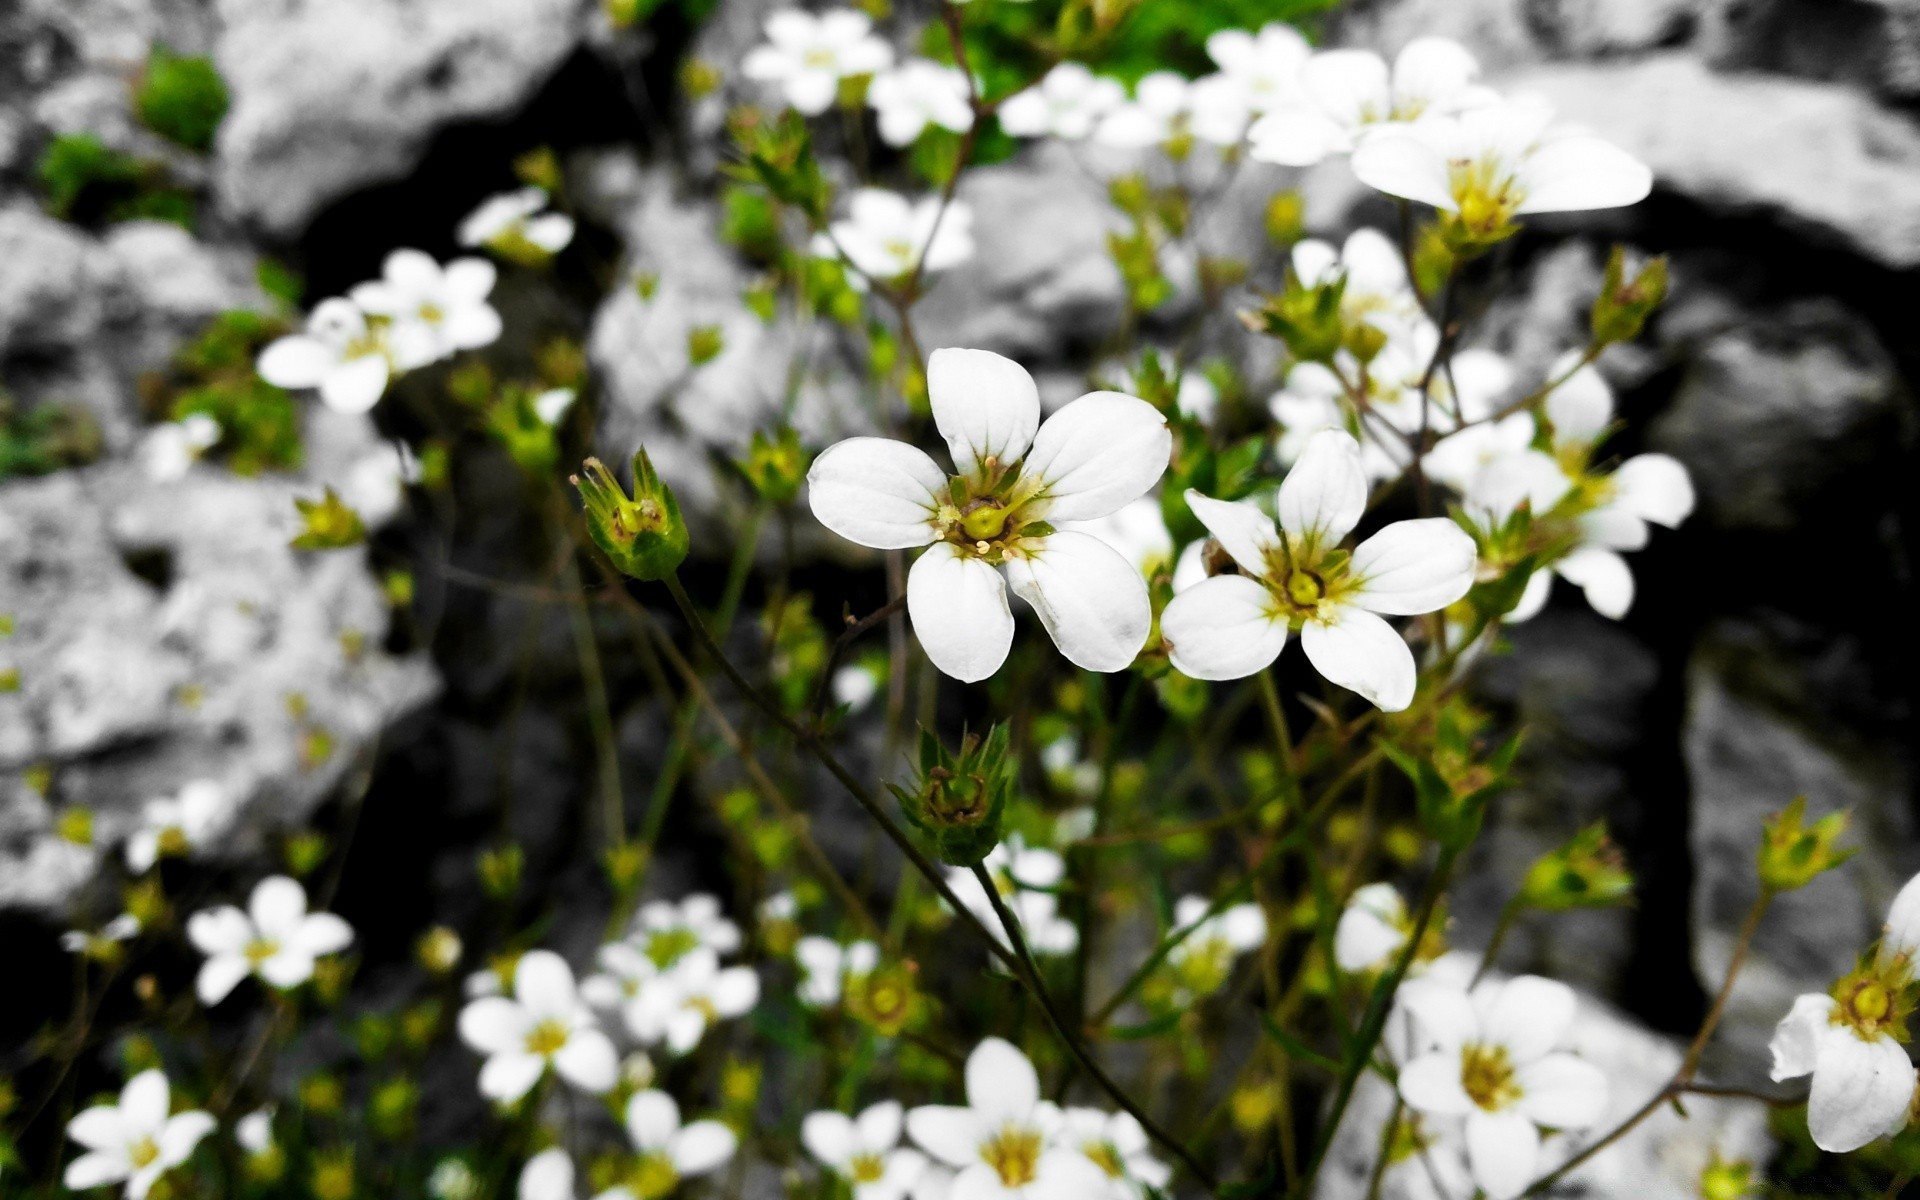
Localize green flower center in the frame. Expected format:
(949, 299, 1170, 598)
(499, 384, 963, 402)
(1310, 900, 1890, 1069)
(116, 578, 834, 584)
(644, 927, 701, 970)
(1449, 159, 1525, 238)
(1460, 1043, 1520, 1112)
(1085, 1140, 1126, 1178)
(129, 1136, 161, 1169)
(982, 1125, 1042, 1188)
(850, 1153, 887, 1184)
(244, 937, 280, 967)
(933, 457, 1054, 565)
(524, 1018, 571, 1057)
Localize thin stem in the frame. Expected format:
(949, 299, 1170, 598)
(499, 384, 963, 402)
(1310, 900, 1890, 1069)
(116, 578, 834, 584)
(970, 865, 1219, 1192)
(809, 593, 908, 726)
(563, 557, 625, 845)
(1470, 896, 1524, 987)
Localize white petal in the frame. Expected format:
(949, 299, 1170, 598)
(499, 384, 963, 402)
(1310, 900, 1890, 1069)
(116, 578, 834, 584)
(1301, 606, 1418, 712)
(1301, 50, 1390, 129)
(120, 1070, 171, 1132)
(1397, 1053, 1473, 1116)
(927, 348, 1041, 478)
(480, 1052, 546, 1102)
(1350, 128, 1457, 210)
(1611, 454, 1694, 528)
(907, 544, 1014, 683)
(1020, 392, 1171, 523)
(460, 997, 531, 1055)
(520, 1148, 575, 1200)
(514, 950, 578, 1015)
(256, 336, 335, 389)
(965, 1037, 1039, 1125)
(257, 950, 316, 990)
(857, 1100, 904, 1154)
(1465, 1108, 1539, 1200)
(158, 1111, 215, 1165)
(292, 913, 354, 958)
(443, 258, 498, 304)
(444, 304, 504, 351)
(196, 955, 253, 1006)
(1334, 907, 1405, 973)
(186, 907, 252, 957)
(1808, 1027, 1918, 1153)
(1393, 38, 1480, 112)
(1184, 491, 1281, 576)
(1555, 547, 1634, 619)
(807, 438, 947, 550)
(1883, 876, 1920, 978)
(1002, 532, 1151, 673)
(248, 876, 308, 938)
(317, 356, 390, 415)
(671, 1121, 738, 1176)
(1397, 978, 1478, 1053)
(1516, 136, 1653, 213)
(1161, 575, 1287, 681)
(906, 1105, 983, 1168)
(1479, 975, 1576, 1064)
(802, 1111, 857, 1168)
(1771, 995, 1837, 1083)
(1278, 430, 1368, 550)
(1514, 1053, 1609, 1129)
(1349, 518, 1477, 616)
(66, 1105, 128, 1152)
(1545, 362, 1612, 445)
(554, 1029, 619, 1094)
(626, 1090, 682, 1151)
(64, 1152, 130, 1191)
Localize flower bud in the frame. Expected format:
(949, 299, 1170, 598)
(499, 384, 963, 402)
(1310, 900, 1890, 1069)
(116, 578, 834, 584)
(686, 324, 725, 366)
(57, 805, 93, 846)
(846, 960, 918, 1036)
(416, 926, 463, 976)
(1698, 1153, 1753, 1200)
(890, 725, 1015, 867)
(1757, 796, 1854, 892)
(290, 488, 366, 551)
(1590, 246, 1668, 347)
(1243, 273, 1347, 365)
(1519, 823, 1634, 911)
(572, 449, 689, 582)
(1264, 190, 1304, 248)
(477, 844, 524, 901)
(739, 427, 809, 506)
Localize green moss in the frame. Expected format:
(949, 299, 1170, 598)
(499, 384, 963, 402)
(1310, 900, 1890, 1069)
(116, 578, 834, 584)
(161, 311, 303, 475)
(135, 46, 230, 153)
(0, 393, 104, 480)
(37, 134, 145, 220)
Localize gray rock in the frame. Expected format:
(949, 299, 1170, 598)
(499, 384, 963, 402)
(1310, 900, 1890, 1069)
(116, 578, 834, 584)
(1509, 55, 1920, 269)
(1649, 293, 1907, 531)
(213, 0, 592, 237)
(0, 407, 440, 913)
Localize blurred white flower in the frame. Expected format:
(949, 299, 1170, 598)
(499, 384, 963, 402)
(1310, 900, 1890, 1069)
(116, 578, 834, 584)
(235, 1109, 274, 1157)
(187, 875, 354, 1005)
(340, 442, 420, 529)
(742, 8, 893, 116)
(125, 779, 233, 873)
(998, 63, 1125, 140)
(139, 414, 221, 482)
(533, 387, 577, 426)
(1396, 975, 1609, 1199)
(350, 249, 502, 364)
(61, 912, 142, 956)
(804, 1101, 928, 1200)
(1286, 227, 1423, 339)
(256, 298, 425, 415)
(1093, 72, 1190, 150)
(459, 187, 575, 259)
(907, 1038, 1107, 1199)
(806, 348, 1169, 681)
(820, 189, 975, 283)
(1187, 22, 1312, 143)
(1334, 881, 1412, 973)
(1249, 37, 1492, 166)
(795, 935, 880, 1008)
(832, 662, 882, 712)
(1056, 1107, 1169, 1200)
(457, 949, 618, 1102)
(1065, 496, 1175, 578)
(601, 1091, 738, 1199)
(630, 893, 742, 967)
(64, 1069, 215, 1200)
(517, 1147, 577, 1200)
(1161, 430, 1478, 710)
(1167, 895, 1266, 970)
(623, 947, 759, 1054)
(869, 60, 973, 147)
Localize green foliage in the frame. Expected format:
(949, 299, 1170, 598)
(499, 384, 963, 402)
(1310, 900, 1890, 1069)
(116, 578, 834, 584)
(36, 133, 196, 228)
(0, 393, 103, 480)
(163, 311, 303, 475)
(135, 46, 230, 153)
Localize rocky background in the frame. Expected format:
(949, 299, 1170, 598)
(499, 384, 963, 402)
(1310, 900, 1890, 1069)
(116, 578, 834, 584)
(2, 0, 1918, 1193)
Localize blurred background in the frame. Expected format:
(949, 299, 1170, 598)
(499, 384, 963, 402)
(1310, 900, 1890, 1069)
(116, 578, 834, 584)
(2, 0, 1917, 1193)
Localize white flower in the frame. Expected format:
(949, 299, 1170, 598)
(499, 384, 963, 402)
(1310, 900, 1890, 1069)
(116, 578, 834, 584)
(62, 913, 142, 956)
(350, 249, 502, 364)
(820, 189, 975, 283)
(599, 1091, 737, 1200)
(945, 836, 1078, 956)
(1771, 991, 1917, 1153)
(630, 893, 742, 966)
(998, 63, 1125, 140)
(907, 1038, 1108, 1199)
(429, 1159, 482, 1200)
(804, 1101, 928, 1200)
(256, 298, 424, 415)
(534, 387, 577, 426)
(760, 889, 799, 923)
(459, 187, 575, 258)
(807, 348, 1170, 681)
(64, 1070, 215, 1200)
(124, 779, 233, 873)
(580, 941, 665, 1012)
(1881, 871, 1920, 979)
(1160, 430, 1478, 710)
(518, 1147, 577, 1200)
(235, 1109, 274, 1157)
(1093, 72, 1191, 150)
(1187, 22, 1312, 144)
(1056, 1108, 1169, 1200)
(1168, 895, 1266, 966)
(139, 414, 221, 482)
(795, 935, 880, 1008)
(741, 8, 893, 116)
(869, 60, 973, 147)
(1334, 882, 1412, 973)
(1396, 975, 1609, 1200)
(1286, 228, 1422, 340)
(624, 948, 759, 1054)
(832, 663, 882, 712)
(186, 875, 354, 1005)
(457, 949, 619, 1102)
(340, 442, 419, 529)
(1249, 37, 1492, 166)
(1352, 99, 1652, 224)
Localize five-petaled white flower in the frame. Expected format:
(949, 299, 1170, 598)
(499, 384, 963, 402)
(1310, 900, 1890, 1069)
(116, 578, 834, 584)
(459, 187, 576, 259)
(599, 1090, 738, 1200)
(457, 949, 619, 1103)
(907, 1038, 1108, 1199)
(742, 8, 894, 116)
(349, 249, 503, 364)
(1395, 974, 1609, 1200)
(804, 1101, 929, 1200)
(624, 947, 760, 1054)
(186, 875, 354, 1006)
(1334, 881, 1414, 973)
(139, 414, 221, 483)
(1186, 22, 1312, 144)
(1351, 99, 1653, 230)
(869, 60, 974, 147)
(1055, 1108, 1170, 1200)
(807, 348, 1171, 681)
(1249, 37, 1492, 166)
(998, 63, 1126, 141)
(1160, 895, 1266, 1005)
(1159, 429, 1478, 710)
(1093, 72, 1191, 150)
(631, 892, 743, 965)
(795, 935, 881, 1008)
(124, 779, 233, 873)
(821, 189, 975, 284)
(256, 297, 426, 415)
(64, 1069, 215, 1200)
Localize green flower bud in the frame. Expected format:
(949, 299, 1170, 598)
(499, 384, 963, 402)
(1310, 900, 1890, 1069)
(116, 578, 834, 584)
(1591, 245, 1668, 347)
(890, 724, 1016, 867)
(739, 427, 809, 506)
(57, 806, 93, 846)
(572, 450, 689, 582)
(1264, 190, 1305, 248)
(477, 844, 524, 901)
(1243, 272, 1348, 365)
(290, 488, 365, 551)
(1519, 823, 1635, 911)
(1698, 1153, 1753, 1200)
(416, 926, 463, 976)
(686, 324, 724, 366)
(1757, 796, 1854, 892)
(284, 831, 329, 878)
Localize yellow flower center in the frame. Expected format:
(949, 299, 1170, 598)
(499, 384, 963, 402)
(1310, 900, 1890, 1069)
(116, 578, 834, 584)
(1085, 1140, 1126, 1178)
(524, 1018, 571, 1057)
(244, 937, 280, 967)
(156, 826, 190, 857)
(981, 1125, 1043, 1188)
(1459, 1043, 1520, 1112)
(850, 1153, 887, 1184)
(630, 1152, 680, 1200)
(418, 303, 445, 325)
(803, 48, 837, 69)
(129, 1136, 161, 1169)
(1283, 569, 1325, 609)
(1449, 159, 1525, 240)
(960, 501, 1010, 541)
(644, 928, 701, 970)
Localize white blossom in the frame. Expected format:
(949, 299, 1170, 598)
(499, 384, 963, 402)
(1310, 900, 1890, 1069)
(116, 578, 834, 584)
(869, 60, 974, 147)
(457, 949, 619, 1102)
(806, 348, 1170, 681)
(1334, 881, 1412, 973)
(124, 779, 233, 873)
(944, 836, 1078, 956)
(998, 63, 1125, 141)
(1056, 1108, 1169, 1200)
(623, 948, 759, 1054)
(741, 8, 893, 116)
(63, 1070, 215, 1200)
(598, 1091, 737, 1200)
(186, 875, 354, 1006)
(138, 414, 221, 482)
(256, 298, 427, 415)
(907, 1038, 1108, 1199)
(235, 1109, 274, 1157)
(820, 189, 975, 283)
(459, 187, 575, 258)
(803, 1101, 928, 1200)
(533, 387, 577, 426)
(1249, 37, 1493, 166)
(517, 1147, 577, 1200)
(1093, 72, 1191, 150)
(1770, 992, 1916, 1153)
(349, 249, 502, 364)
(795, 935, 880, 1008)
